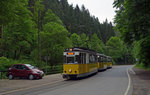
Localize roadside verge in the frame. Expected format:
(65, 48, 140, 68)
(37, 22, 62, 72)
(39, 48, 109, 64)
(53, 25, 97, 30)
(130, 67, 150, 95)
(0, 74, 63, 95)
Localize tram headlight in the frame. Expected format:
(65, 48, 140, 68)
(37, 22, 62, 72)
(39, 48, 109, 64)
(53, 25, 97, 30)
(69, 69, 72, 73)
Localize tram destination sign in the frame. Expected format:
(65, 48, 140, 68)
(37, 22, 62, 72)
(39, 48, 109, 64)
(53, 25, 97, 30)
(67, 52, 75, 55)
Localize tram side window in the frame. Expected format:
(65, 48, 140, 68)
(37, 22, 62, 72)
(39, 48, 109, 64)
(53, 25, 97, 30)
(84, 53, 86, 64)
(89, 54, 92, 63)
(104, 57, 106, 62)
(75, 55, 80, 64)
(77, 53, 85, 64)
(81, 53, 83, 64)
(95, 55, 97, 63)
(89, 54, 96, 63)
(98, 56, 101, 62)
(108, 58, 110, 62)
(100, 57, 103, 62)
(80, 53, 84, 64)
(67, 57, 74, 64)
(110, 59, 112, 62)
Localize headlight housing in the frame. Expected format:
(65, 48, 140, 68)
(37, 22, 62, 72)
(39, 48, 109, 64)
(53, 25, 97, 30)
(32, 71, 38, 74)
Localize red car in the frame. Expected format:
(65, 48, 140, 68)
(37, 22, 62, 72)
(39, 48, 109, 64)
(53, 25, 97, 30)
(8, 64, 44, 80)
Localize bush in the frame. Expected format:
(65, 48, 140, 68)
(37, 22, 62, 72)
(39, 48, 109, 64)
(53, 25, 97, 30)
(0, 57, 38, 71)
(139, 36, 150, 67)
(0, 57, 12, 71)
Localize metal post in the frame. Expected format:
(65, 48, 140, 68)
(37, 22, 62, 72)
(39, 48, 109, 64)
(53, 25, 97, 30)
(0, 71, 2, 79)
(46, 58, 47, 74)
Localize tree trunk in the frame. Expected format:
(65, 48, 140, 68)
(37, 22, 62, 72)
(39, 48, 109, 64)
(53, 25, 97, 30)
(0, 25, 2, 38)
(38, 10, 42, 67)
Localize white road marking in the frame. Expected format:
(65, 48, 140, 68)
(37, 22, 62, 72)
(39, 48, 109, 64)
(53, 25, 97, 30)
(124, 68, 131, 95)
(0, 80, 63, 95)
(130, 67, 136, 75)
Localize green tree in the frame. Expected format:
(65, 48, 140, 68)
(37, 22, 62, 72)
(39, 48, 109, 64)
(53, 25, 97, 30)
(42, 0, 115, 43)
(106, 37, 124, 63)
(41, 9, 70, 67)
(132, 41, 141, 61)
(0, 0, 36, 59)
(88, 33, 104, 53)
(70, 33, 81, 47)
(113, 0, 150, 66)
(80, 33, 89, 48)
(139, 36, 150, 67)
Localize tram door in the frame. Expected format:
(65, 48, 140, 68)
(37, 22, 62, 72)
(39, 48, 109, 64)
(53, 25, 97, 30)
(86, 53, 89, 72)
(80, 53, 86, 73)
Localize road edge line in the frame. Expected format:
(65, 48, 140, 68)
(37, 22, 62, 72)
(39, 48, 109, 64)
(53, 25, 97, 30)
(124, 68, 131, 95)
(0, 80, 63, 95)
(131, 66, 136, 74)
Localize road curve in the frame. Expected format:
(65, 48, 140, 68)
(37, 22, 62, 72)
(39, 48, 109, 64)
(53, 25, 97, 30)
(5, 65, 133, 95)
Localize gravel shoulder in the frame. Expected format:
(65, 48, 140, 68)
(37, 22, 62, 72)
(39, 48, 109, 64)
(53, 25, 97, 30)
(0, 74, 63, 94)
(130, 68, 150, 95)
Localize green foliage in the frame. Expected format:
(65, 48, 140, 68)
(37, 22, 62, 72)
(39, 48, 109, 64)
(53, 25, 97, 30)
(70, 33, 81, 47)
(43, 0, 115, 43)
(41, 9, 70, 66)
(0, 0, 117, 76)
(113, 0, 150, 66)
(43, 9, 62, 25)
(0, 57, 10, 70)
(80, 33, 89, 48)
(106, 37, 124, 63)
(0, 0, 19, 25)
(135, 63, 150, 71)
(139, 36, 150, 67)
(132, 41, 141, 60)
(0, 0, 36, 59)
(88, 33, 104, 53)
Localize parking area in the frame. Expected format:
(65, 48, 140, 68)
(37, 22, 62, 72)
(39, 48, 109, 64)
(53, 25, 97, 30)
(0, 74, 63, 94)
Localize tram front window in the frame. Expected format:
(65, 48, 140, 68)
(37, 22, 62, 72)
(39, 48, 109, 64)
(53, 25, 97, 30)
(67, 57, 74, 64)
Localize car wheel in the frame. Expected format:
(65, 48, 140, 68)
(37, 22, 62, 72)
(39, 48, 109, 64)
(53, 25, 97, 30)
(8, 74, 13, 80)
(29, 74, 34, 80)
(39, 76, 43, 79)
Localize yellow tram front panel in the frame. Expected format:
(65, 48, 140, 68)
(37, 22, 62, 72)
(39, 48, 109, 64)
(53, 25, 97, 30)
(63, 64, 88, 75)
(97, 62, 104, 70)
(63, 64, 79, 74)
(63, 63, 97, 75)
(107, 62, 112, 68)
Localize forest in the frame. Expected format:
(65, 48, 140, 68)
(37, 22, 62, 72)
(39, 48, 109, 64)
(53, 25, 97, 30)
(113, 0, 150, 68)
(0, 0, 149, 74)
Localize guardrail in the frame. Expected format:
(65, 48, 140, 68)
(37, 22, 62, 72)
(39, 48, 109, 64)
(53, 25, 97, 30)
(0, 70, 8, 79)
(43, 69, 62, 75)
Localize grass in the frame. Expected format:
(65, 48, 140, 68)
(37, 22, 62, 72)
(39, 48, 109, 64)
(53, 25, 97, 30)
(135, 63, 150, 71)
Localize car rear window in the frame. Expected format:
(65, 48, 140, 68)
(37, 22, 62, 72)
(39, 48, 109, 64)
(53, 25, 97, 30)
(12, 65, 18, 69)
(12, 65, 24, 69)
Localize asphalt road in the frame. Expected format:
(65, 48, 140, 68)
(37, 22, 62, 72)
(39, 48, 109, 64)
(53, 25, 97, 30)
(4, 65, 133, 95)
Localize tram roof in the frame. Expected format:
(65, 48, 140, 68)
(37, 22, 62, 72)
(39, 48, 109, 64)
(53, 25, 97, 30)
(64, 47, 97, 53)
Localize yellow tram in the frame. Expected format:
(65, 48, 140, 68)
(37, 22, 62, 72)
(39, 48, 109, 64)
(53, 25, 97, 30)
(97, 54, 107, 71)
(63, 47, 98, 79)
(106, 56, 112, 69)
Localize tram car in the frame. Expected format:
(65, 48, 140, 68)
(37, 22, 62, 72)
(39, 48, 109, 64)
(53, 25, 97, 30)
(97, 54, 107, 71)
(63, 47, 98, 79)
(106, 56, 112, 69)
